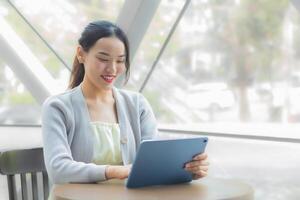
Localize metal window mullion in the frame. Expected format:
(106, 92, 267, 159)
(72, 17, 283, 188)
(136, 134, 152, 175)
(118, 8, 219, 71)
(139, 0, 192, 92)
(7, 0, 71, 71)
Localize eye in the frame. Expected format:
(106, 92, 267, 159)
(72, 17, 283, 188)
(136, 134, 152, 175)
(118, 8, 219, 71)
(117, 60, 125, 64)
(97, 57, 109, 62)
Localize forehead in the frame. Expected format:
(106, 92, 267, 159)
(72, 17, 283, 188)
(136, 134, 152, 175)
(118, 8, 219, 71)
(91, 37, 125, 55)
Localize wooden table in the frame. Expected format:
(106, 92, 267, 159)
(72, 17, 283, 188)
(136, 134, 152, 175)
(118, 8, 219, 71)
(50, 177, 254, 200)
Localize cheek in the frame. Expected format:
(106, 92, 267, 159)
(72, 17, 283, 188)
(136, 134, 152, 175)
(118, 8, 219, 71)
(117, 64, 126, 74)
(87, 60, 107, 71)
(84, 63, 104, 82)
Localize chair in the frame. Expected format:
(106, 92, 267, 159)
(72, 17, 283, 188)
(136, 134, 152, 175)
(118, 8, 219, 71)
(0, 148, 49, 200)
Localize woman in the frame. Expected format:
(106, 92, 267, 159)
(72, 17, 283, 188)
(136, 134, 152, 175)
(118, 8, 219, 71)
(42, 20, 209, 184)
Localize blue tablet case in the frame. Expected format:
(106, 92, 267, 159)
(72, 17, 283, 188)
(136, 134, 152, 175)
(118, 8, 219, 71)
(126, 137, 208, 188)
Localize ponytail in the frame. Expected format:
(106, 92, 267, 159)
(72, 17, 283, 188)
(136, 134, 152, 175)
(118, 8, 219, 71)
(68, 57, 85, 89)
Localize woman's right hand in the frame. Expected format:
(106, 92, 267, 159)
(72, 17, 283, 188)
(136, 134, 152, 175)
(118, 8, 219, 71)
(105, 164, 132, 180)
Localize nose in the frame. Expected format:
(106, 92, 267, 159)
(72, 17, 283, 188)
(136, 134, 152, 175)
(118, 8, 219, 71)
(105, 60, 117, 74)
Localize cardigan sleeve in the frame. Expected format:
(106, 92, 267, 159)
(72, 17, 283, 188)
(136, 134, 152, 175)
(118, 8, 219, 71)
(138, 94, 158, 140)
(42, 97, 107, 184)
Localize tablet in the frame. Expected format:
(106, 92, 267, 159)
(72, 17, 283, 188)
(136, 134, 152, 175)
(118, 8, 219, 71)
(126, 137, 208, 188)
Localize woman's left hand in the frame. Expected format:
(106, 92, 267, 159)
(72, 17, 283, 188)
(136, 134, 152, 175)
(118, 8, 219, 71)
(184, 153, 209, 180)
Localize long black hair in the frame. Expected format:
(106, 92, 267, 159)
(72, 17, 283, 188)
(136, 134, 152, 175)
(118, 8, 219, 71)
(68, 20, 130, 89)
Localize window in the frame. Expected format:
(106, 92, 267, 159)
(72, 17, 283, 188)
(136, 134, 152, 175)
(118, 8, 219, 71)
(1, 0, 124, 89)
(0, 63, 41, 125)
(0, 0, 124, 125)
(140, 0, 300, 131)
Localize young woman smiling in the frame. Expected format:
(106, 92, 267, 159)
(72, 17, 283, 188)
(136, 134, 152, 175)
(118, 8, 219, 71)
(42, 21, 209, 185)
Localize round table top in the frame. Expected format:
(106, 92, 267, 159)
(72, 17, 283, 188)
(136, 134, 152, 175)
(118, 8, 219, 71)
(50, 177, 254, 200)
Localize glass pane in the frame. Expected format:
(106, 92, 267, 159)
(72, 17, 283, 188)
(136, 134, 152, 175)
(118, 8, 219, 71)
(143, 0, 300, 130)
(0, 62, 41, 125)
(1, 0, 124, 90)
(0, 1, 71, 90)
(9, 0, 124, 66)
(125, 0, 185, 91)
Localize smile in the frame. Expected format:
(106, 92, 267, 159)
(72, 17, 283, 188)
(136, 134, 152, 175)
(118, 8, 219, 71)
(101, 75, 115, 83)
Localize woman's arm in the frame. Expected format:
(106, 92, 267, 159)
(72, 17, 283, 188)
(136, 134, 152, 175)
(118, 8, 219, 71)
(42, 98, 107, 184)
(105, 164, 132, 179)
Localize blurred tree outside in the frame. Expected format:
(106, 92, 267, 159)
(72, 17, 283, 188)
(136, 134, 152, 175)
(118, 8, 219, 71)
(147, 0, 293, 123)
(224, 0, 289, 121)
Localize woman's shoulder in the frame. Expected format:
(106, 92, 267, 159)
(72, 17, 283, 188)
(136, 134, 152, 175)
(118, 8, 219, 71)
(114, 87, 143, 103)
(115, 87, 139, 97)
(42, 86, 80, 109)
(114, 87, 150, 109)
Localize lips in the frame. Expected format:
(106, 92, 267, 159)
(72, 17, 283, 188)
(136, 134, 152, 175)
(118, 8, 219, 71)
(101, 75, 116, 83)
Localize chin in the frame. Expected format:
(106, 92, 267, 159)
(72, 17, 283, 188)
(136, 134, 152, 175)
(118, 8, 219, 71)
(91, 76, 117, 91)
(99, 83, 114, 90)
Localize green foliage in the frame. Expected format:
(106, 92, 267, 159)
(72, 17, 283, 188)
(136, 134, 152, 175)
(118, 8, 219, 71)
(292, 15, 300, 64)
(235, 0, 288, 47)
(8, 93, 36, 105)
(225, 0, 289, 84)
(0, 94, 4, 104)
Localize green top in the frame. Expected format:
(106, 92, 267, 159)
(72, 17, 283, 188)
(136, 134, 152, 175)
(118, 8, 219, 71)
(90, 121, 123, 165)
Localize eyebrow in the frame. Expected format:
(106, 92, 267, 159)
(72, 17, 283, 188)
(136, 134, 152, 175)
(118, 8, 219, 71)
(97, 52, 125, 58)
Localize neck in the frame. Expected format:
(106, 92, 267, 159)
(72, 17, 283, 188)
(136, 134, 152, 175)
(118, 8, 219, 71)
(81, 78, 113, 102)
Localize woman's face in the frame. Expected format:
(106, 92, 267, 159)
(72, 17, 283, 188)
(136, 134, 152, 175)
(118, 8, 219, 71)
(79, 36, 126, 90)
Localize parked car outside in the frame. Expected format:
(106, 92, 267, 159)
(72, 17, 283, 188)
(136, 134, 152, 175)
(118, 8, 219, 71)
(186, 82, 236, 111)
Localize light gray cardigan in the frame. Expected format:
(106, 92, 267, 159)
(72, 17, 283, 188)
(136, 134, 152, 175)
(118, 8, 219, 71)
(42, 84, 158, 184)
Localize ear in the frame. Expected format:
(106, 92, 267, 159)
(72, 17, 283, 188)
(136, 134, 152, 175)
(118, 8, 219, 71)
(76, 45, 86, 64)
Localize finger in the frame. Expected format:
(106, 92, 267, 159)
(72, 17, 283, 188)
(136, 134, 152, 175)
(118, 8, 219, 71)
(185, 160, 209, 168)
(185, 165, 209, 173)
(192, 174, 202, 180)
(192, 171, 208, 180)
(193, 153, 208, 161)
(194, 170, 208, 178)
(185, 165, 209, 171)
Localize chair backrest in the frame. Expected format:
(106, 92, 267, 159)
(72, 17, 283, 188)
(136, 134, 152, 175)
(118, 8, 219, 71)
(0, 148, 49, 200)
